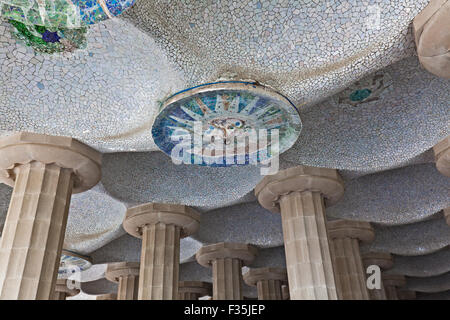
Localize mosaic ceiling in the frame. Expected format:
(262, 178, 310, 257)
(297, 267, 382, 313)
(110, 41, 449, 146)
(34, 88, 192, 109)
(0, 0, 449, 299)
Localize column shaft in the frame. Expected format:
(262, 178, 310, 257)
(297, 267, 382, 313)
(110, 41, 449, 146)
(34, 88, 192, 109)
(139, 222, 180, 300)
(279, 191, 337, 300)
(118, 275, 139, 300)
(212, 258, 242, 300)
(0, 162, 73, 300)
(257, 279, 283, 300)
(178, 292, 200, 300)
(385, 285, 399, 300)
(368, 282, 387, 300)
(332, 238, 369, 299)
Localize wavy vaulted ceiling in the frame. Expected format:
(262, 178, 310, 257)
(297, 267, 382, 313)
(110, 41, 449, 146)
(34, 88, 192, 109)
(0, 0, 449, 299)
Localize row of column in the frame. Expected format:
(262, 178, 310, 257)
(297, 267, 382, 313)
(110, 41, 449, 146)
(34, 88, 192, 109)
(0, 132, 447, 299)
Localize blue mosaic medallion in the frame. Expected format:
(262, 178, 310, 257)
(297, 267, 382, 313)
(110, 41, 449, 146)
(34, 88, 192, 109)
(152, 81, 302, 166)
(58, 250, 92, 279)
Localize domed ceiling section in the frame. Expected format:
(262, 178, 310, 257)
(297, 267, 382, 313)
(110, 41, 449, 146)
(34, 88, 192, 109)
(101, 151, 265, 207)
(361, 217, 450, 256)
(327, 163, 450, 225)
(64, 183, 127, 254)
(0, 17, 186, 152)
(122, 0, 429, 105)
(282, 57, 450, 171)
(387, 247, 450, 278)
(193, 202, 283, 248)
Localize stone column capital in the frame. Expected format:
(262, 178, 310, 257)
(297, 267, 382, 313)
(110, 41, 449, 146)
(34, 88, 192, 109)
(382, 274, 406, 288)
(196, 242, 258, 267)
(0, 132, 101, 193)
(362, 252, 394, 270)
(433, 136, 450, 177)
(54, 279, 79, 297)
(105, 262, 140, 283)
(124, 203, 200, 238)
(327, 220, 374, 242)
(413, 0, 450, 79)
(243, 267, 287, 287)
(255, 165, 344, 212)
(178, 281, 212, 296)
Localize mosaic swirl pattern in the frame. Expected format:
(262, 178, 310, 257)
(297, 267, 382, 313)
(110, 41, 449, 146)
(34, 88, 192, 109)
(152, 82, 301, 166)
(1, 0, 135, 29)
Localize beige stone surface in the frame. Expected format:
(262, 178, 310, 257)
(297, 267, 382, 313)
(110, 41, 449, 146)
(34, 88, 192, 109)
(0, 132, 101, 193)
(105, 262, 140, 300)
(243, 267, 287, 300)
(281, 191, 337, 300)
(124, 203, 200, 238)
(413, 0, 450, 79)
(255, 166, 344, 300)
(178, 281, 212, 300)
(433, 136, 450, 178)
(328, 220, 374, 300)
(362, 252, 393, 300)
(0, 133, 101, 300)
(96, 293, 117, 300)
(0, 162, 73, 300)
(124, 203, 200, 300)
(196, 243, 257, 300)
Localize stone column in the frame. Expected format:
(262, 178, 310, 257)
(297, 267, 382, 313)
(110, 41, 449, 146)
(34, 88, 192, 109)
(0, 132, 101, 300)
(362, 252, 393, 300)
(281, 284, 290, 300)
(255, 166, 344, 300)
(123, 203, 200, 300)
(397, 289, 416, 300)
(413, 0, 450, 79)
(96, 293, 117, 300)
(433, 136, 450, 178)
(243, 267, 287, 300)
(178, 281, 212, 300)
(382, 274, 406, 300)
(328, 220, 374, 300)
(105, 262, 140, 300)
(196, 242, 257, 300)
(52, 279, 79, 300)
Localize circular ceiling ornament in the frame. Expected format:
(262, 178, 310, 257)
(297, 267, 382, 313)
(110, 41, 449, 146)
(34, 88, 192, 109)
(58, 249, 92, 279)
(151, 81, 302, 167)
(337, 71, 393, 106)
